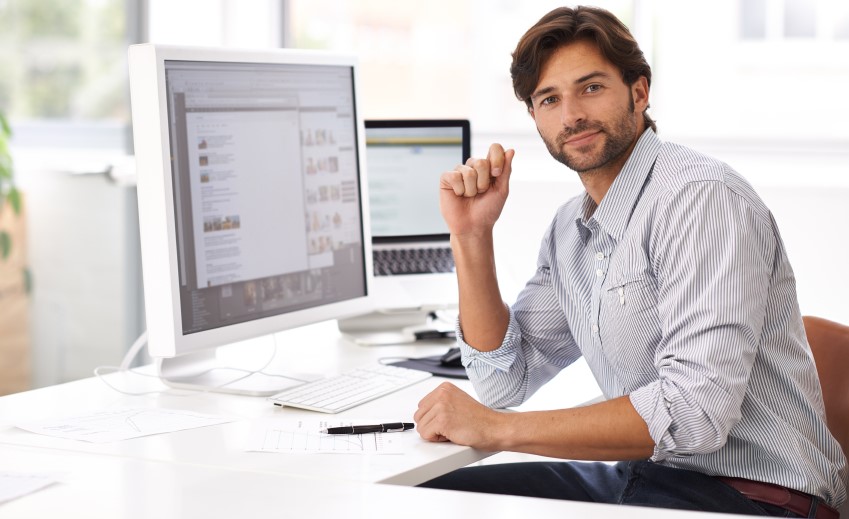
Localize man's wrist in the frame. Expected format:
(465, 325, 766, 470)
(450, 232, 495, 264)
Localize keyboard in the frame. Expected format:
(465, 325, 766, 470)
(373, 247, 455, 276)
(267, 364, 433, 413)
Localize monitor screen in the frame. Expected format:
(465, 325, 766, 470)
(129, 45, 373, 395)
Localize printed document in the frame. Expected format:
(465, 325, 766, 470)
(247, 419, 409, 454)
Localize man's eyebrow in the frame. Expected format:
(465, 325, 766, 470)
(574, 71, 612, 84)
(530, 85, 556, 103)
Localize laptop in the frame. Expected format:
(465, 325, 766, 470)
(339, 120, 470, 339)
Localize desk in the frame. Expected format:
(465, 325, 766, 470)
(0, 321, 740, 518)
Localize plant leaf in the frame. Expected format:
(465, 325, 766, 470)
(0, 112, 11, 138)
(0, 143, 11, 180)
(7, 186, 21, 214)
(0, 231, 10, 260)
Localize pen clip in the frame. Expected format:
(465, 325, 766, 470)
(383, 425, 406, 432)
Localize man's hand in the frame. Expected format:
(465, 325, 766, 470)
(414, 382, 506, 450)
(439, 144, 515, 237)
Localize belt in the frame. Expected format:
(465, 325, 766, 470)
(717, 476, 839, 519)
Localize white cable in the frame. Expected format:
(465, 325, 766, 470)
(94, 331, 307, 397)
(119, 330, 149, 371)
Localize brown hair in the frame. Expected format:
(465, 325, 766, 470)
(510, 5, 656, 132)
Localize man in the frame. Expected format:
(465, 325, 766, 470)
(413, 5, 847, 516)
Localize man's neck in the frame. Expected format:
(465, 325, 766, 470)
(579, 169, 619, 206)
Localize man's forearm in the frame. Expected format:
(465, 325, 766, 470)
(496, 396, 655, 460)
(452, 232, 510, 351)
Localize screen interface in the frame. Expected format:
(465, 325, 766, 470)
(365, 126, 463, 238)
(164, 60, 366, 335)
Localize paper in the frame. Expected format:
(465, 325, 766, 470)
(17, 407, 235, 443)
(0, 472, 59, 504)
(247, 419, 407, 454)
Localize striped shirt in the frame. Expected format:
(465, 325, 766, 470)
(459, 129, 848, 507)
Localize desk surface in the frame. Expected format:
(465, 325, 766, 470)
(0, 321, 486, 486)
(0, 321, 741, 518)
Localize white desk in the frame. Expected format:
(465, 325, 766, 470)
(0, 321, 740, 518)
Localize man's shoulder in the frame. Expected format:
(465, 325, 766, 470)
(649, 141, 770, 222)
(651, 141, 731, 189)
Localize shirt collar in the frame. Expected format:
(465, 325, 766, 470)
(574, 129, 662, 242)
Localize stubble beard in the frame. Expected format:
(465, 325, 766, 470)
(541, 98, 639, 175)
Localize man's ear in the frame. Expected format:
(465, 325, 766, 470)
(528, 105, 536, 121)
(632, 76, 649, 113)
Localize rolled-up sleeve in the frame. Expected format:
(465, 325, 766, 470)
(460, 223, 582, 409)
(630, 177, 774, 460)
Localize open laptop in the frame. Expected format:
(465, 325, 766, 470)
(339, 119, 470, 340)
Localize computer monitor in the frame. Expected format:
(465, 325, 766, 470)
(128, 44, 373, 395)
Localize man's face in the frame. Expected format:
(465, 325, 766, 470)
(529, 39, 647, 176)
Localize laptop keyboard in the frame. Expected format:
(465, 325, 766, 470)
(373, 247, 455, 275)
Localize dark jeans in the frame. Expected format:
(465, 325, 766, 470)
(419, 460, 806, 517)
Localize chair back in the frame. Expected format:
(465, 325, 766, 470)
(803, 315, 849, 461)
(803, 315, 849, 515)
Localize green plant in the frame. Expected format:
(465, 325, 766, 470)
(0, 110, 22, 261)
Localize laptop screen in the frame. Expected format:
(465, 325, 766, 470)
(365, 120, 470, 242)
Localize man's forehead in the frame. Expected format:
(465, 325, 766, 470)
(539, 40, 618, 83)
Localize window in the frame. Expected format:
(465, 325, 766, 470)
(0, 0, 132, 150)
(740, 0, 849, 40)
(286, 0, 635, 135)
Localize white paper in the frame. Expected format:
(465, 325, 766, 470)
(247, 419, 408, 454)
(17, 407, 235, 443)
(0, 472, 59, 504)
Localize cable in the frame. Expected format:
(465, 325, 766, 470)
(119, 330, 149, 371)
(94, 331, 307, 397)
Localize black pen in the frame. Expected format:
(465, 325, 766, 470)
(320, 422, 415, 434)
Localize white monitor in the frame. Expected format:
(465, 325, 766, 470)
(128, 44, 373, 395)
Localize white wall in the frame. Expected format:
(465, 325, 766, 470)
(18, 159, 143, 387)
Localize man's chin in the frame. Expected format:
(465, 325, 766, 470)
(554, 151, 601, 173)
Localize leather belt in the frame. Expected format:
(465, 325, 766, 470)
(717, 476, 839, 519)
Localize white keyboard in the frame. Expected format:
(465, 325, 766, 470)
(267, 364, 432, 413)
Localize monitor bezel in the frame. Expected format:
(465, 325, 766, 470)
(129, 43, 374, 360)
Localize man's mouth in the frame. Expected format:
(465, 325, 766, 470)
(564, 130, 601, 146)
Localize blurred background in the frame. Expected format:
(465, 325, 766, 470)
(0, 0, 847, 395)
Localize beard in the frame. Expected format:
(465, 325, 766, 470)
(541, 96, 639, 175)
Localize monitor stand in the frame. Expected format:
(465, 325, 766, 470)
(337, 306, 456, 346)
(156, 350, 308, 396)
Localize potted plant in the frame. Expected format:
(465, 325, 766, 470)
(0, 108, 30, 395)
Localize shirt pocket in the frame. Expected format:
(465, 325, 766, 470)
(600, 270, 661, 380)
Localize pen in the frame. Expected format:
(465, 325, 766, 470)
(320, 422, 415, 434)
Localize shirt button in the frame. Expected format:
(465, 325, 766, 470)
(596, 269, 604, 277)
(595, 252, 604, 260)
(591, 324, 599, 333)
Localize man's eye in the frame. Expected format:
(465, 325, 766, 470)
(586, 84, 602, 93)
(540, 96, 557, 106)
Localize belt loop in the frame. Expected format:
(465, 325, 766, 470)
(807, 496, 818, 518)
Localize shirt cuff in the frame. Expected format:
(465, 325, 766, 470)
(629, 381, 676, 462)
(456, 305, 522, 373)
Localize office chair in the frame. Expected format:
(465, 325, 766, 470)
(802, 315, 849, 516)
